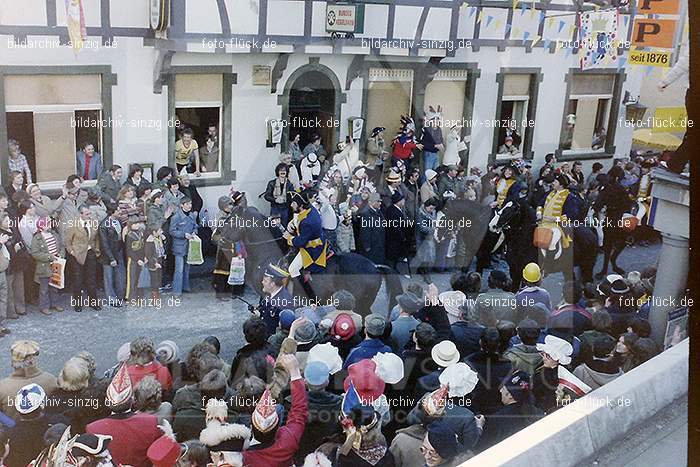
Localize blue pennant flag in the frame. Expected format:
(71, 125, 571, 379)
(469, 7, 476, 18)
(342, 382, 361, 416)
(558, 20, 566, 33)
(617, 57, 627, 70)
(623, 16, 629, 27)
(543, 38, 552, 49)
(505, 23, 512, 35)
(523, 31, 531, 42)
(520, 1, 528, 14)
(486, 15, 494, 28)
(539, 11, 546, 23)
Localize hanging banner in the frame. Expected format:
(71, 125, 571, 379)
(632, 19, 677, 48)
(65, 0, 86, 52)
(628, 49, 672, 67)
(579, 10, 619, 70)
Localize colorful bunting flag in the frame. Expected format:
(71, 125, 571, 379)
(558, 20, 566, 33)
(547, 17, 554, 28)
(477, 10, 485, 23)
(495, 19, 503, 29)
(486, 15, 494, 28)
(531, 35, 542, 47)
(505, 23, 512, 35)
(543, 38, 552, 50)
(469, 6, 476, 18)
(523, 31, 531, 41)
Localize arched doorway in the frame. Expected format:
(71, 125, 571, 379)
(279, 62, 346, 156)
(289, 70, 336, 153)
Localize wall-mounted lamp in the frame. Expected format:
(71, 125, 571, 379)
(623, 91, 648, 123)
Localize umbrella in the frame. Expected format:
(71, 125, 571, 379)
(632, 128, 682, 150)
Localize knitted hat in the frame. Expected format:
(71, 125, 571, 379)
(331, 313, 356, 341)
(427, 422, 460, 460)
(502, 370, 531, 404)
(305, 361, 331, 386)
(293, 319, 318, 344)
(364, 314, 387, 336)
(279, 309, 296, 330)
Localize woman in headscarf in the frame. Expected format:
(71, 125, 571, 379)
(335, 405, 395, 466)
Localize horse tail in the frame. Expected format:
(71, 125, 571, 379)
(375, 264, 403, 314)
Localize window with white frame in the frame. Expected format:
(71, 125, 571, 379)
(174, 74, 223, 177)
(4, 74, 103, 186)
(495, 74, 531, 159)
(560, 74, 615, 153)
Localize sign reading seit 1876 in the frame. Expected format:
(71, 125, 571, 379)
(326, 4, 357, 32)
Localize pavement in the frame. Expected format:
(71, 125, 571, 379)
(0, 236, 661, 377)
(580, 396, 688, 467)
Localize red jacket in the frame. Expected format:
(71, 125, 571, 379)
(391, 139, 418, 159)
(127, 361, 173, 392)
(86, 412, 161, 467)
(242, 378, 308, 467)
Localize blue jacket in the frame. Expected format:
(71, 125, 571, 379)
(344, 339, 393, 369)
(169, 209, 198, 256)
(290, 207, 327, 273)
(259, 287, 294, 336)
(75, 151, 103, 181)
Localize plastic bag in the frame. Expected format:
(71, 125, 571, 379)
(228, 256, 245, 285)
(187, 235, 204, 265)
(49, 257, 66, 289)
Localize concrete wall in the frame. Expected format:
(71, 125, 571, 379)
(461, 339, 689, 467)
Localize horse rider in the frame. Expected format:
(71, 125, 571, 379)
(536, 173, 577, 260)
(284, 189, 329, 279)
(493, 162, 520, 209)
(501, 181, 538, 291)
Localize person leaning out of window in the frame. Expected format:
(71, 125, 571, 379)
(76, 142, 103, 181)
(7, 139, 33, 185)
(174, 128, 201, 177)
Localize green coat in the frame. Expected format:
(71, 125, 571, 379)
(30, 231, 65, 282)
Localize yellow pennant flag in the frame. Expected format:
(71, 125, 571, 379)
(547, 17, 554, 28)
(513, 0, 519, 9)
(531, 35, 541, 47)
(513, 27, 522, 36)
(555, 40, 563, 53)
(530, 6, 537, 19)
(495, 19, 503, 29)
(477, 10, 485, 23)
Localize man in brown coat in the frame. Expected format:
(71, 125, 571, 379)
(65, 205, 101, 312)
(0, 340, 57, 420)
